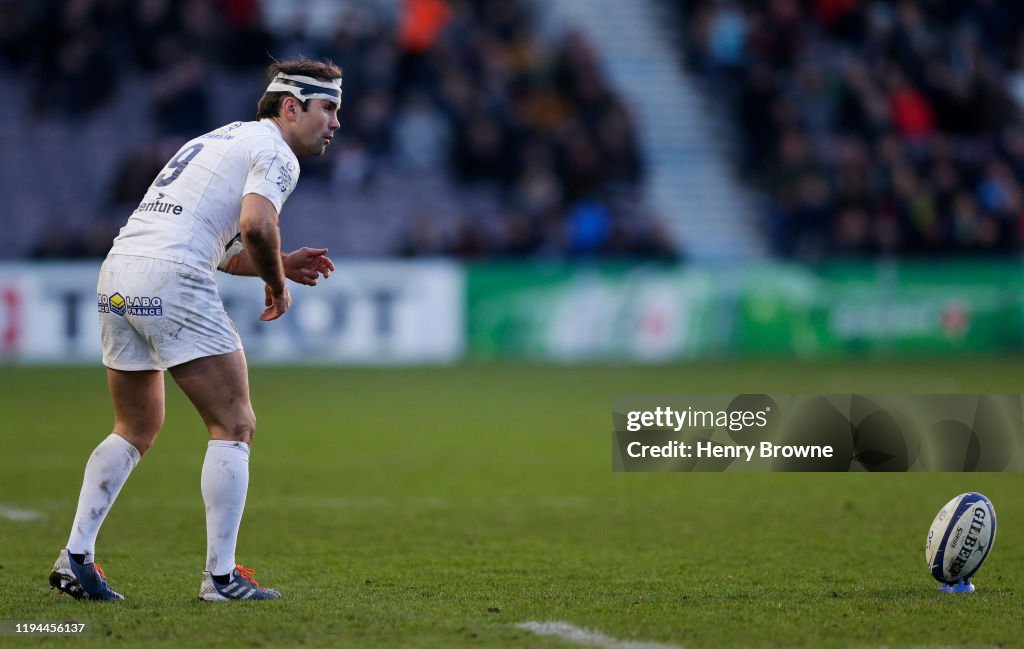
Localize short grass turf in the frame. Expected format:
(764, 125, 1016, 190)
(0, 359, 1021, 648)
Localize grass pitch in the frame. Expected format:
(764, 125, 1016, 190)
(0, 359, 1021, 648)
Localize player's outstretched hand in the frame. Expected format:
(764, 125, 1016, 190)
(284, 247, 335, 286)
(260, 283, 292, 321)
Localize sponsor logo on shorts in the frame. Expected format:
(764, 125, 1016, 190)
(99, 292, 162, 317)
(108, 292, 126, 315)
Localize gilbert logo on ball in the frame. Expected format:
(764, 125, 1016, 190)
(925, 492, 996, 590)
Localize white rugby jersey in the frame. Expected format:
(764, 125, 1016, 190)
(108, 120, 300, 275)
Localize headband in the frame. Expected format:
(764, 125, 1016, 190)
(266, 72, 342, 103)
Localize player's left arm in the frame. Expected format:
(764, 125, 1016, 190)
(220, 246, 335, 286)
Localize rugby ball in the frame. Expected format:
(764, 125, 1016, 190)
(925, 492, 996, 584)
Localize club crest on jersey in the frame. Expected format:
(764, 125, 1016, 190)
(98, 292, 162, 317)
(266, 156, 296, 193)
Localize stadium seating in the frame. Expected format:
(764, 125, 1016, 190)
(668, 0, 1024, 258)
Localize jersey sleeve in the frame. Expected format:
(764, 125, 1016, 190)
(242, 139, 300, 214)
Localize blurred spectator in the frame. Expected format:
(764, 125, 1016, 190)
(393, 90, 450, 171)
(566, 198, 612, 257)
(399, 0, 452, 54)
(152, 47, 210, 136)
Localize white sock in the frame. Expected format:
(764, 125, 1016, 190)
(66, 433, 141, 563)
(201, 440, 250, 575)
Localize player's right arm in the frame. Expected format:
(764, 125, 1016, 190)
(219, 244, 334, 286)
(239, 193, 291, 321)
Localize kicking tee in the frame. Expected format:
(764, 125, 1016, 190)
(108, 120, 300, 275)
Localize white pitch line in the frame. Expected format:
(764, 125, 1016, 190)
(517, 621, 683, 649)
(0, 503, 45, 521)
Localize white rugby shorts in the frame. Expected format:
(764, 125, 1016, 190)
(97, 255, 242, 371)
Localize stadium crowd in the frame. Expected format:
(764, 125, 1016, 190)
(674, 0, 1024, 259)
(0, 0, 674, 260)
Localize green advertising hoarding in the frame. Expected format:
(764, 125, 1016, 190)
(466, 263, 723, 361)
(467, 261, 1024, 360)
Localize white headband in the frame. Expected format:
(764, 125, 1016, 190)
(266, 73, 342, 103)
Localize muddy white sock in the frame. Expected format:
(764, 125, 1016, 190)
(65, 433, 141, 563)
(201, 440, 250, 576)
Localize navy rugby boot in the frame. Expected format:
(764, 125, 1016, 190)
(49, 549, 124, 601)
(198, 565, 281, 601)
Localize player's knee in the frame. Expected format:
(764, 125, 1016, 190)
(227, 414, 256, 445)
(113, 420, 161, 456)
(208, 406, 255, 445)
(114, 429, 157, 456)
(130, 435, 155, 456)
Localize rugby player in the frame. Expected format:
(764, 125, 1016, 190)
(48, 57, 342, 602)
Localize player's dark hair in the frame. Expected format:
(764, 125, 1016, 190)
(256, 57, 343, 119)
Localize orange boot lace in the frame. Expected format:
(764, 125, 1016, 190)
(235, 565, 262, 587)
